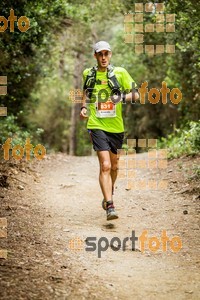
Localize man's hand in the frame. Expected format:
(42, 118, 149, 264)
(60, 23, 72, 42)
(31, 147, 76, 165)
(110, 90, 140, 104)
(110, 91, 122, 104)
(80, 107, 88, 119)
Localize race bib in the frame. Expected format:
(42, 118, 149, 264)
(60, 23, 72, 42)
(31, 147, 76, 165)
(96, 100, 116, 118)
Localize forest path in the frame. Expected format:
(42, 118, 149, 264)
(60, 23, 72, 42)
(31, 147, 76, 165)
(0, 153, 199, 299)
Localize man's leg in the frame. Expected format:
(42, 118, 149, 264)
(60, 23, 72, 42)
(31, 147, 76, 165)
(97, 150, 112, 201)
(109, 151, 118, 194)
(97, 150, 118, 220)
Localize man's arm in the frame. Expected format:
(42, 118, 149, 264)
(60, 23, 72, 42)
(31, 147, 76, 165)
(80, 90, 88, 119)
(120, 68, 140, 103)
(124, 90, 140, 103)
(110, 89, 140, 104)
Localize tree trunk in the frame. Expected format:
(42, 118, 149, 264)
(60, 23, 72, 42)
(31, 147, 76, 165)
(69, 52, 83, 155)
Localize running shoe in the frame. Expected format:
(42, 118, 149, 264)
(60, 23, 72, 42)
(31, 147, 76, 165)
(102, 187, 114, 211)
(106, 201, 118, 221)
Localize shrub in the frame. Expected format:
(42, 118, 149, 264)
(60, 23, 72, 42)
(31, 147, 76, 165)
(159, 121, 200, 158)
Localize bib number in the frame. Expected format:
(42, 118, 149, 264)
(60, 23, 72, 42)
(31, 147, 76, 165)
(96, 101, 116, 118)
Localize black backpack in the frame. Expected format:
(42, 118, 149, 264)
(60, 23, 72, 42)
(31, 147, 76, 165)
(83, 65, 121, 99)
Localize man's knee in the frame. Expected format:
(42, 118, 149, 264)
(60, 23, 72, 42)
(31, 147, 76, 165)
(111, 164, 118, 172)
(110, 153, 118, 172)
(100, 160, 111, 173)
(111, 159, 118, 171)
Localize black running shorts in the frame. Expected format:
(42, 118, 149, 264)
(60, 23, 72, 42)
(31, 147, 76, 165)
(88, 129, 124, 154)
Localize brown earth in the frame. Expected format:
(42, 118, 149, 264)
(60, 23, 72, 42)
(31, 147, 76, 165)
(0, 153, 199, 300)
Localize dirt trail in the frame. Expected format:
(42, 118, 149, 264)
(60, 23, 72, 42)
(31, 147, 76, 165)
(0, 153, 199, 299)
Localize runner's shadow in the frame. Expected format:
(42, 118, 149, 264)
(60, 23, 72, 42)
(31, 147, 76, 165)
(102, 223, 116, 230)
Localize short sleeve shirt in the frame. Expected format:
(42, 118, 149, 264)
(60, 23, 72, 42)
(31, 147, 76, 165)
(83, 66, 136, 133)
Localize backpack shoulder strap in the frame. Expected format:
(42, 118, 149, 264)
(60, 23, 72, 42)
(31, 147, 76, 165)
(83, 65, 121, 99)
(107, 65, 121, 92)
(83, 66, 97, 90)
(83, 66, 98, 99)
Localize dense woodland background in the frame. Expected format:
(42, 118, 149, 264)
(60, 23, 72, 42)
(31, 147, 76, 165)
(0, 0, 199, 157)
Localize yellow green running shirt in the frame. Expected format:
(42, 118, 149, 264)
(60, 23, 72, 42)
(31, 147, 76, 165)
(83, 67, 136, 133)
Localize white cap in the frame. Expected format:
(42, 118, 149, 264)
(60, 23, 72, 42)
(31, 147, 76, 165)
(93, 41, 111, 53)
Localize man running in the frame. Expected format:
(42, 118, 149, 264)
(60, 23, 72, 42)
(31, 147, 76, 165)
(80, 41, 139, 221)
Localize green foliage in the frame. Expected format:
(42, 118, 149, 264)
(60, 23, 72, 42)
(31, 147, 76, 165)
(0, 114, 44, 147)
(159, 121, 200, 158)
(0, 0, 74, 122)
(75, 121, 92, 156)
(191, 165, 200, 180)
(0, 115, 32, 146)
(0, 0, 199, 155)
(27, 76, 71, 152)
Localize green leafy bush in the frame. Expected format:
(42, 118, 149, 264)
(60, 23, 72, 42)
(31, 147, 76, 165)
(159, 121, 200, 158)
(0, 114, 44, 147)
